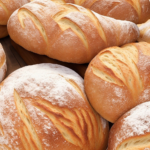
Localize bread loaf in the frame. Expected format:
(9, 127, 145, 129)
(108, 101, 150, 150)
(7, 0, 139, 64)
(138, 19, 150, 43)
(0, 25, 8, 38)
(58, 0, 150, 24)
(0, 0, 32, 25)
(0, 63, 109, 150)
(0, 43, 6, 82)
(84, 42, 150, 123)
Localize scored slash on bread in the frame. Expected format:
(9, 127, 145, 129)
(84, 42, 150, 123)
(0, 64, 109, 150)
(8, 0, 139, 64)
(52, 0, 150, 24)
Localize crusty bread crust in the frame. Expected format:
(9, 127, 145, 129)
(0, 0, 31, 25)
(63, 0, 150, 24)
(82, 0, 150, 24)
(0, 63, 109, 150)
(0, 43, 6, 82)
(7, 0, 139, 64)
(108, 101, 150, 150)
(84, 42, 150, 123)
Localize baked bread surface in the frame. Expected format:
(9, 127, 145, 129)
(7, 0, 139, 64)
(0, 0, 31, 25)
(108, 101, 150, 150)
(0, 63, 109, 150)
(138, 19, 150, 43)
(62, 0, 150, 24)
(84, 42, 150, 123)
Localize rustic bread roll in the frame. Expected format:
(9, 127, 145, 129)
(0, 63, 109, 150)
(0, 0, 32, 25)
(0, 25, 8, 38)
(138, 19, 150, 43)
(108, 101, 150, 150)
(7, 0, 139, 64)
(84, 42, 150, 123)
(60, 0, 150, 24)
(0, 43, 6, 82)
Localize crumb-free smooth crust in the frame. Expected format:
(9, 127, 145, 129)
(0, 63, 109, 150)
(8, 0, 139, 64)
(108, 101, 150, 150)
(84, 42, 150, 123)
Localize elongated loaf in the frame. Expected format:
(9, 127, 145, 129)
(0, 25, 8, 38)
(0, 0, 32, 25)
(108, 101, 150, 150)
(138, 19, 150, 43)
(8, 0, 139, 64)
(59, 0, 150, 24)
(0, 63, 109, 150)
(0, 43, 6, 82)
(84, 42, 150, 123)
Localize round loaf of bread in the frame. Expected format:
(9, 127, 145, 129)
(0, 25, 8, 38)
(138, 19, 150, 43)
(84, 42, 150, 123)
(0, 0, 31, 25)
(0, 43, 6, 82)
(0, 63, 109, 150)
(108, 101, 150, 150)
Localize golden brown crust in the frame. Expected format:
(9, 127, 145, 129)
(0, 64, 109, 150)
(108, 101, 150, 150)
(84, 42, 150, 123)
(7, 0, 139, 64)
(0, 0, 31, 25)
(64, 0, 150, 24)
(0, 25, 8, 38)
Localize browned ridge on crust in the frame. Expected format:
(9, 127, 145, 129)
(52, 0, 150, 24)
(0, 63, 109, 150)
(84, 42, 150, 123)
(8, 0, 139, 64)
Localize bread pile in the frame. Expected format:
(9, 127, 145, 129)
(0, 0, 32, 38)
(1, 0, 150, 149)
